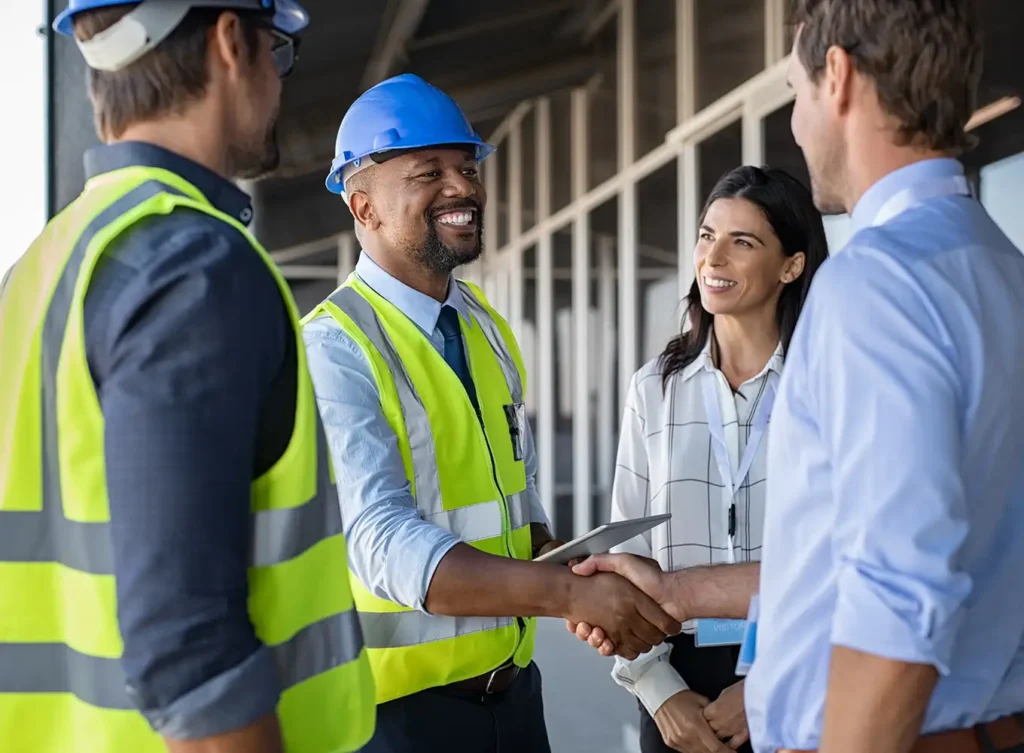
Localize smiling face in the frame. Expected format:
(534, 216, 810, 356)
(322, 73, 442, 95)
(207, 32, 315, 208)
(695, 197, 805, 318)
(347, 147, 486, 277)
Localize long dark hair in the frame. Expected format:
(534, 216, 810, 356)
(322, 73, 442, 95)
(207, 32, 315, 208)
(659, 165, 828, 388)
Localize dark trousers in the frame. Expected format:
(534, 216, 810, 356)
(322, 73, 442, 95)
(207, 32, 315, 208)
(639, 632, 753, 753)
(359, 662, 551, 753)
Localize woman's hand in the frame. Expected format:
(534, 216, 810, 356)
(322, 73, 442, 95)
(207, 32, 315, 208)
(702, 680, 749, 750)
(653, 690, 731, 753)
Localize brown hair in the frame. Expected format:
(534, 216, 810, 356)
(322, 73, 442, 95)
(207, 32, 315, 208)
(74, 5, 262, 140)
(791, 0, 983, 155)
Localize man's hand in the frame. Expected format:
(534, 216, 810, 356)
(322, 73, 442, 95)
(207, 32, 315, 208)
(567, 553, 681, 656)
(530, 523, 564, 559)
(564, 618, 611, 654)
(702, 680, 749, 750)
(653, 690, 732, 753)
(565, 572, 680, 660)
(573, 553, 683, 619)
(535, 539, 565, 558)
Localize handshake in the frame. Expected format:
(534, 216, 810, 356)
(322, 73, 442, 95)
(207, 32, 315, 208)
(558, 552, 684, 660)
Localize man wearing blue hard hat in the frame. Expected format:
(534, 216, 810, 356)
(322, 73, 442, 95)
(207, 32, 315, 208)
(0, 2, 375, 753)
(302, 73, 680, 753)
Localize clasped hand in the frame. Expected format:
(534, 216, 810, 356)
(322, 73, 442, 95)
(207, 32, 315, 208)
(653, 682, 748, 753)
(532, 531, 678, 659)
(565, 573, 679, 660)
(565, 553, 680, 656)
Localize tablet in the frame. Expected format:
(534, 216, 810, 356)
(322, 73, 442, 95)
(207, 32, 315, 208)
(533, 513, 671, 565)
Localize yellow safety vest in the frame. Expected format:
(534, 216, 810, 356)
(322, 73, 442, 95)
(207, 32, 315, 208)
(0, 165, 375, 752)
(303, 275, 536, 704)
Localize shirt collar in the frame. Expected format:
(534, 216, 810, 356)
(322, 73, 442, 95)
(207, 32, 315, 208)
(83, 142, 254, 226)
(355, 252, 473, 334)
(680, 334, 716, 382)
(765, 342, 785, 376)
(850, 157, 965, 234)
(679, 329, 785, 382)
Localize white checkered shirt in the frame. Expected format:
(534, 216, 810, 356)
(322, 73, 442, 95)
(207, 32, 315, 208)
(609, 335, 784, 716)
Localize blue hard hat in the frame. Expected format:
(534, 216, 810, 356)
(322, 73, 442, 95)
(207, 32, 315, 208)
(326, 73, 495, 195)
(53, 0, 309, 37)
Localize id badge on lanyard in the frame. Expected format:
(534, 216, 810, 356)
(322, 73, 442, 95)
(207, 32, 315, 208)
(694, 373, 775, 647)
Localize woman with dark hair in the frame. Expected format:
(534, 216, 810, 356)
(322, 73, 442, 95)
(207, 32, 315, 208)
(599, 165, 828, 753)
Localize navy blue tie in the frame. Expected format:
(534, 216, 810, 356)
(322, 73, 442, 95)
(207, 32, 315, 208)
(436, 306, 480, 415)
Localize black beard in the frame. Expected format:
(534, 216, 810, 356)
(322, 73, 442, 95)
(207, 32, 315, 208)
(414, 207, 484, 277)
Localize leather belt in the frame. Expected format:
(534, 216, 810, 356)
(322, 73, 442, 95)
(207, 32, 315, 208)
(448, 662, 520, 695)
(779, 713, 1024, 753)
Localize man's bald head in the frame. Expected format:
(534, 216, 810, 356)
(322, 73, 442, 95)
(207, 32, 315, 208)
(344, 164, 377, 200)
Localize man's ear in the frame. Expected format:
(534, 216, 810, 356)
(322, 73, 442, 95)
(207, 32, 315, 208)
(823, 44, 855, 116)
(208, 11, 248, 84)
(348, 191, 380, 232)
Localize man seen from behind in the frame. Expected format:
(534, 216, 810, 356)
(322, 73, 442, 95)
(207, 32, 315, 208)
(0, 2, 375, 752)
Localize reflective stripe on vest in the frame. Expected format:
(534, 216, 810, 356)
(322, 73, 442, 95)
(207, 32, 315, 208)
(0, 609, 362, 708)
(359, 611, 515, 650)
(0, 423, 348, 573)
(419, 490, 532, 542)
(1, 173, 374, 751)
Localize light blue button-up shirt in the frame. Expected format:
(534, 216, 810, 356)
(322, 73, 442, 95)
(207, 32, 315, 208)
(303, 253, 549, 612)
(746, 158, 1024, 752)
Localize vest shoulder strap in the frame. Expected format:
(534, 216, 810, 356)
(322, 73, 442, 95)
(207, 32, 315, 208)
(455, 279, 526, 403)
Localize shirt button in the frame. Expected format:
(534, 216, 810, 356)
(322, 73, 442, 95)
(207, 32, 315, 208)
(240, 207, 253, 223)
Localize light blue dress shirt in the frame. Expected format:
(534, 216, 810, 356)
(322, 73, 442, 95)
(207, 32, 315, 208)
(303, 253, 549, 612)
(745, 158, 1024, 752)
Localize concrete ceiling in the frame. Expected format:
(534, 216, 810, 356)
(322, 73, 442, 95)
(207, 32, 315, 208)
(270, 0, 605, 182)
(248, 0, 612, 252)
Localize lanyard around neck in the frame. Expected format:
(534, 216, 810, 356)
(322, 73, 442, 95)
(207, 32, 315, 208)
(702, 374, 775, 498)
(701, 372, 775, 563)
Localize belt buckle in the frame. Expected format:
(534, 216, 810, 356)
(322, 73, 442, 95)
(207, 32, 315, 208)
(483, 662, 515, 695)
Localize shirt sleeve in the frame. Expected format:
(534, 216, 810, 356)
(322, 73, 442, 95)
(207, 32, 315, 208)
(86, 211, 287, 739)
(814, 246, 972, 674)
(609, 370, 687, 713)
(302, 316, 461, 612)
